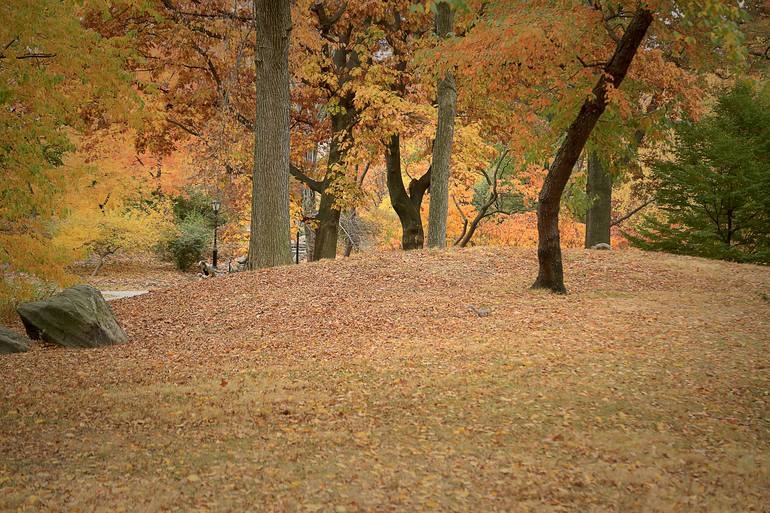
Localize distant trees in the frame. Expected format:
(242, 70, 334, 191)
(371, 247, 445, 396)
(629, 83, 770, 264)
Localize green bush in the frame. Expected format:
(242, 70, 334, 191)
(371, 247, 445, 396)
(171, 186, 227, 229)
(158, 214, 212, 271)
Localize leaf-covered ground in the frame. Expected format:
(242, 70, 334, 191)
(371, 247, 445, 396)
(1, 247, 769, 512)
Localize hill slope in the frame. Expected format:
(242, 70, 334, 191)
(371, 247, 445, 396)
(2, 247, 769, 512)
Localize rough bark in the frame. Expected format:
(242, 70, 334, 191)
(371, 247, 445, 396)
(248, 0, 292, 269)
(533, 7, 653, 293)
(426, 1, 457, 248)
(584, 151, 612, 248)
(385, 134, 430, 250)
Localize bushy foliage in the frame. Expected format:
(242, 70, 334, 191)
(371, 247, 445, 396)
(0, 1, 137, 293)
(158, 214, 212, 271)
(628, 82, 770, 264)
(56, 206, 172, 275)
(171, 187, 227, 229)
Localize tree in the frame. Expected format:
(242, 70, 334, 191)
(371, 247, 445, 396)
(248, 0, 293, 269)
(426, 1, 458, 248)
(628, 82, 770, 264)
(386, 135, 432, 249)
(584, 151, 612, 248)
(532, 7, 654, 293)
(1, 0, 138, 311)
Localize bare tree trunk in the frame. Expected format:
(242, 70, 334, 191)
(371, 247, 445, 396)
(584, 151, 612, 248)
(248, 0, 292, 269)
(426, 1, 456, 249)
(385, 134, 430, 250)
(533, 7, 653, 293)
(302, 187, 316, 262)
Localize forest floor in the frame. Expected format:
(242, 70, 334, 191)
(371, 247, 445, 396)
(1, 247, 769, 512)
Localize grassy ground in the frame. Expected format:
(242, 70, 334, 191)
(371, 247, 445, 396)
(1, 247, 768, 512)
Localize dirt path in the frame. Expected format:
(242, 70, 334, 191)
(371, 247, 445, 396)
(1, 247, 768, 512)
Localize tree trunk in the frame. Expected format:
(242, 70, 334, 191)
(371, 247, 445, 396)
(385, 134, 427, 250)
(426, 1, 457, 249)
(584, 151, 612, 248)
(342, 209, 357, 256)
(311, 94, 356, 260)
(533, 7, 653, 293)
(313, 190, 341, 260)
(248, 0, 292, 269)
(302, 187, 316, 262)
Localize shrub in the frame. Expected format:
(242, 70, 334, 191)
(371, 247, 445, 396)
(55, 204, 172, 276)
(158, 214, 212, 271)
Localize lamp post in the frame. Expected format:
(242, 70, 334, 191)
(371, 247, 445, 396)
(211, 199, 221, 269)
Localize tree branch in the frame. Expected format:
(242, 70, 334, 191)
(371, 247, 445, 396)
(610, 197, 655, 226)
(290, 164, 325, 193)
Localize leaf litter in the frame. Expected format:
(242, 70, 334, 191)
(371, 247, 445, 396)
(1, 247, 768, 512)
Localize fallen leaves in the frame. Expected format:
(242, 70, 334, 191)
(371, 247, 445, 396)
(0, 247, 768, 512)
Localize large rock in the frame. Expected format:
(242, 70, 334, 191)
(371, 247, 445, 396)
(17, 285, 128, 348)
(0, 326, 30, 354)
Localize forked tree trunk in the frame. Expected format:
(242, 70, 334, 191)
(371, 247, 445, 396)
(533, 7, 653, 293)
(248, 0, 292, 269)
(584, 151, 612, 248)
(385, 134, 430, 250)
(426, 1, 457, 248)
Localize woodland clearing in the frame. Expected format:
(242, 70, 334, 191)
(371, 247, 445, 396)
(1, 247, 769, 512)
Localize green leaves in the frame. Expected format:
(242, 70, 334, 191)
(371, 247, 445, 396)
(629, 81, 770, 264)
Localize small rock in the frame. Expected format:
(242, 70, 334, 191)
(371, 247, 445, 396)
(0, 326, 30, 354)
(590, 243, 611, 250)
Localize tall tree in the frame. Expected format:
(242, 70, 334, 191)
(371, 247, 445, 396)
(532, 7, 654, 293)
(1, 0, 137, 308)
(426, 1, 457, 248)
(248, 0, 292, 269)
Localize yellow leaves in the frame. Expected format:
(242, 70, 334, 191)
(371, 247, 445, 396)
(53, 200, 173, 275)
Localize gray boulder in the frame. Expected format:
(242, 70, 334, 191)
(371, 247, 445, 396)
(17, 285, 128, 348)
(590, 243, 612, 250)
(0, 326, 30, 354)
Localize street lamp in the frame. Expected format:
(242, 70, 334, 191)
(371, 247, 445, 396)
(211, 199, 221, 269)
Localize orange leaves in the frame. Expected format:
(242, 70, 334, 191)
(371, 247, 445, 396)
(478, 212, 585, 248)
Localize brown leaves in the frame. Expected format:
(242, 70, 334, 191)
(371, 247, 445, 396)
(1, 247, 769, 511)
